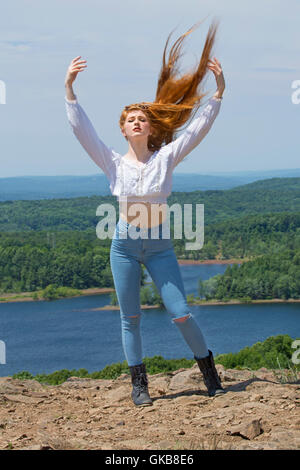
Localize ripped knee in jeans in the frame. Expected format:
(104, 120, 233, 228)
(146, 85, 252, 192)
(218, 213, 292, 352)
(173, 313, 192, 323)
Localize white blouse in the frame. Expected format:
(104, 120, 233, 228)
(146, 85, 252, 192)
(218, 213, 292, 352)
(65, 94, 222, 204)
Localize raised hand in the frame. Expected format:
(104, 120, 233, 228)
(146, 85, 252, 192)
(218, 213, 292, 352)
(207, 57, 225, 97)
(65, 56, 87, 86)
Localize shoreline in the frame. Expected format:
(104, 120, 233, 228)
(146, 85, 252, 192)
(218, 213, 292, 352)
(0, 258, 292, 305)
(1, 286, 300, 307)
(0, 287, 115, 303)
(94, 298, 300, 310)
(0, 259, 246, 304)
(177, 258, 246, 265)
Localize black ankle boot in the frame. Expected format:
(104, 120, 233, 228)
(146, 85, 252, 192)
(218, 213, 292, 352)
(195, 350, 225, 397)
(129, 363, 153, 406)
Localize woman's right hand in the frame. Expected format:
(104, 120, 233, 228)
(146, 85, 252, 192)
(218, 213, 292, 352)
(65, 56, 87, 86)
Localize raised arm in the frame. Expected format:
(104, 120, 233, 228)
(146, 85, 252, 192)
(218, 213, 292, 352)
(170, 56, 225, 169)
(64, 57, 117, 180)
(170, 96, 222, 169)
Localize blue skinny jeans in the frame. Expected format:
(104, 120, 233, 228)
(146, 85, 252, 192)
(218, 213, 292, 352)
(110, 217, 209, 367)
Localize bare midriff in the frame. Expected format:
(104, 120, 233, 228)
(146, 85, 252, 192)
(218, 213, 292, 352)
(119, 201, 167, 229)
(119, 153, 168, 229)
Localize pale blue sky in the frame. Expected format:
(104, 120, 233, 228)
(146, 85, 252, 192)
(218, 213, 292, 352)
(0, 0, 299, 177)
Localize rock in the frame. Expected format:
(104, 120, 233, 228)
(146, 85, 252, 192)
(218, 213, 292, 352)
(104, 385, 129, 404)
(217, 368, 237, 382)
(260, 419, 272, 433)
(249, 394, 264, 402)
(0, 377, 44, 393)
(150, 376, 170, 391)
(168, 369, 200, 391)
(15, 434, 28, 441)
(3, 394, 44, 404)
(227, 419, 262, 440)
(116, 374, 130, 382)
(61, 378, 112, 390)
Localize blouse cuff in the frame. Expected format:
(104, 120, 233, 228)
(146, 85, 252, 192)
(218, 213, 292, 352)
(65, 94, 78, 104)
(212, 95, 223, 101)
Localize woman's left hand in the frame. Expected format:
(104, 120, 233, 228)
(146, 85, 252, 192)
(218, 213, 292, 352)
(207, 57, 225, 97)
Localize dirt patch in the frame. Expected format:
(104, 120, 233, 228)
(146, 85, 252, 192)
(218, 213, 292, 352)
(0, 366, 299, 450)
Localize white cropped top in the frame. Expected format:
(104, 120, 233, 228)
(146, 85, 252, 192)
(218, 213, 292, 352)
(65, 94, 222, 204)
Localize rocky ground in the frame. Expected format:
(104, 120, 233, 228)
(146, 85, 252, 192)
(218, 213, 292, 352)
(0, 365, 299, 450)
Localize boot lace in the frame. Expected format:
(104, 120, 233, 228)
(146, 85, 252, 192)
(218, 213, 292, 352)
(134, 374, 148, 394)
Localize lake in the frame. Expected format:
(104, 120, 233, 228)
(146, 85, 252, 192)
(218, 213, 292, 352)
(0, 263, 299, 376)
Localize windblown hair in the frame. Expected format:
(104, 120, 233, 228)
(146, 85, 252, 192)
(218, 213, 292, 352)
(119, 19, 219, 151)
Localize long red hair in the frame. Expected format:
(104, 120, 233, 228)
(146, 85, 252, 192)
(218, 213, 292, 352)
(119, 19, 219, 151)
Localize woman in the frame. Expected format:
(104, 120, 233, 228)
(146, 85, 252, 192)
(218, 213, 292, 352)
(65, 20, 226, 406)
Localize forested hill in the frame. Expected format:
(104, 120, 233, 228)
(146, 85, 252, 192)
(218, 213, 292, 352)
(171, 177, 300, 224)
(0, 177, 300, 232)
(230, 176, 300, 192)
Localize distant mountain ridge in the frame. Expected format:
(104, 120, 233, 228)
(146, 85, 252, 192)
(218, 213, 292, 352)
(1, 168, 300, 201)
(1, 176, 300, 232)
